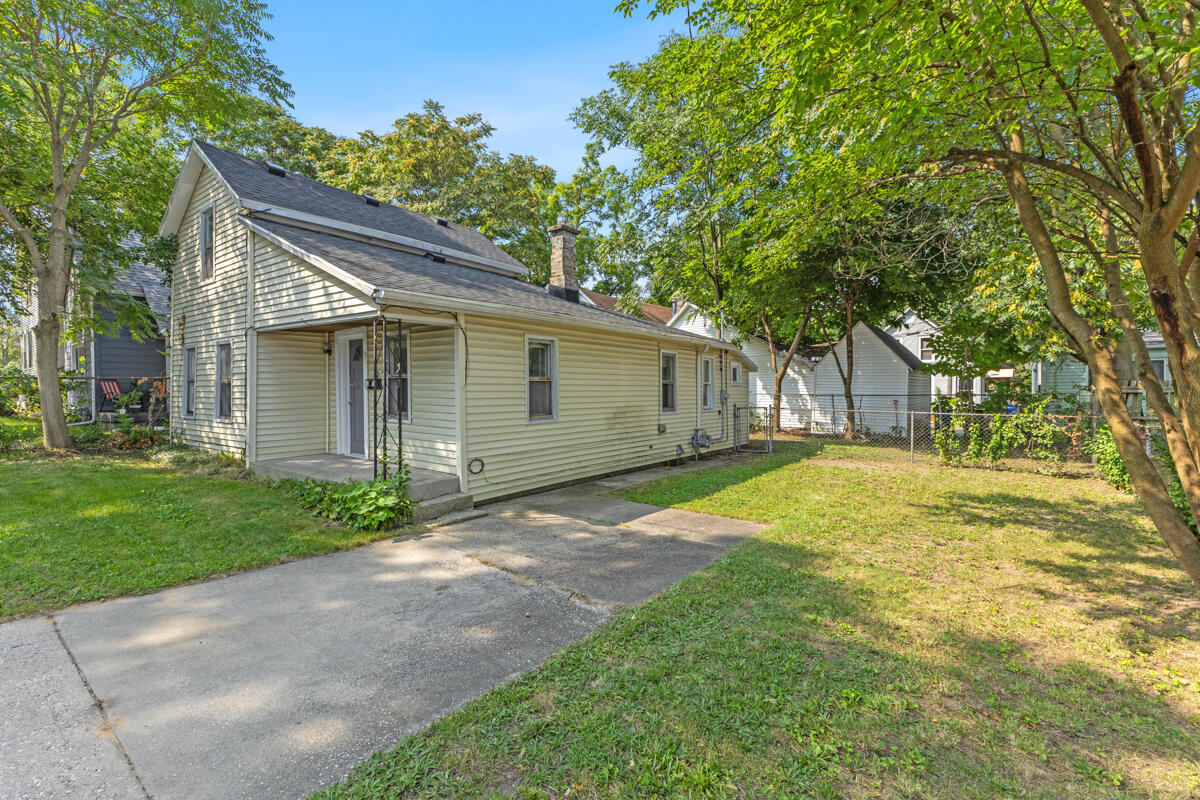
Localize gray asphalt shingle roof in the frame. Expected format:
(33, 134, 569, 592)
(249, 217, 752, 358)
(867, 324, 925, 370)
(195, 141, 526, 271)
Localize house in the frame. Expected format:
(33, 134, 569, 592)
(666, 301, 817, 428)
(1033, 331, 1171, 398)
(18, 257, 169, 416)
(884, 310, 987, 401)
(158, 141, 756, 506)
(809, 321, 932, 433)
(580, 289, 673, 324)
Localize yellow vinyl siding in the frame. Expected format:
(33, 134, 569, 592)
(460, 315, 746, 502)
(255, 331, 328, 460)
(253, 238, 374, 328)
(169, 165, 246, 454)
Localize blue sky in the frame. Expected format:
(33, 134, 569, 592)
(263, 1, 684, 179)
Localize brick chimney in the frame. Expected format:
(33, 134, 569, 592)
(547, 215, 580, 302)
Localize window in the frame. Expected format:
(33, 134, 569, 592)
(919, 337, 935, 362)
(527, 338, 556, 421)
(701, 356, 715, 411)
(386, 331, 410, 420)
(730, 361, 742, 385)
(24, 331, 33, 369)
(199, 206, 214, 281)
(183, 347, 196, 416)
(661, 352, 677, 412)
(215, 342, 232, 419)
(1152, 358, 1168, 383)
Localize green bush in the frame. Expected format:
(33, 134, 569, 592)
(1086, 426, 1131, 492)
(281, 468, 414, 532)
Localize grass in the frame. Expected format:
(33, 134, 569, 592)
(0, 448, 392, 618)
(0, 416, 40, 446)
(315, 439, 1200, 800)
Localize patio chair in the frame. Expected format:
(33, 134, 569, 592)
(98, 380, 122, 413)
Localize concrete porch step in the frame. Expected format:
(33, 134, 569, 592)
(412, 492, 475, 522)
(408, 472, 462, 503)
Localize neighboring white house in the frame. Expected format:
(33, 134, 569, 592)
(158, 141, 756, 507)
(810, 321, 931, 433)
(666, 301, 817, 428)
(884, 309, 987, 401)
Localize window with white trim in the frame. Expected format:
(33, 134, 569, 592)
(386, 330, 410, 421)
(199, 206, 214, 281)
(919, 337, 934, 362)
(661, 352, 677, 412)
(730, 361, 742, 385)
(183, 347, 196, 416)
(701, 356, 715, 410)
(215, 342, 232, 419)
(1152, 358, 1168, 383)
(527, 338, 556, 421)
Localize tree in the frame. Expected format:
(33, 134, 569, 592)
(624, 0, 1200, 586)
(322, 101, 557, 280)
(198, 97, 341, 181)
(0, 0, 288, 449)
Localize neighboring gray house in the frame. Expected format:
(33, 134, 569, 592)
(18, 259, 169, 415)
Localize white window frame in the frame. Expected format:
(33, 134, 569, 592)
(183, 346, 196, 417)
(660, 351, 678, 413)
(199, 205, 215, 282)
(386, 329, 411, 423)
(701, 356, 716, 411)
(525, 334, 558, 423)
(1151, 357, 1168, 384)
(919, 337, 935, 362)
(214, 341, 232, 421)
(730, 361, 742, 386)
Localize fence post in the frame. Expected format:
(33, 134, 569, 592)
(909, 411, 915, 463)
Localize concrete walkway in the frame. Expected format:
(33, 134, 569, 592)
(1, 470, 763, 800)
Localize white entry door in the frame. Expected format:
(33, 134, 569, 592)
(336, 330, 367, 457)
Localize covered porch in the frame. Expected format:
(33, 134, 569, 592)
(247, 310, 464, 501)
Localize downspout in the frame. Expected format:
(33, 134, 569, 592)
(324, 332, 331, 453)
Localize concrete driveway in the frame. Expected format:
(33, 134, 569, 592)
(1, 471, 762, 800)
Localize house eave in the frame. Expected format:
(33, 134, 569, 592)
(158, 141, 240, 238)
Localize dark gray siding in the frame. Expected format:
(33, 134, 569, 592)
(93, 307, 167, 379)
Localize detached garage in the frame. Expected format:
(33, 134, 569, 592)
(811, 322, 931, 434)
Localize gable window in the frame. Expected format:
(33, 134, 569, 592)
(730, 361, 742, 386)
(527, 337, 557, 421)
(661, 352, 677, 412)
(215, 342, 232, 420)
(701, 356, 715, 411)
(919, 337, 934, 362)
(386, 330, 410, 421)
(199, 206, 214, 281)
(183, 347, 196, 416)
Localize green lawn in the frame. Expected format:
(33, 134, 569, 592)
(0, 453, 389, 618)
(0, 416, 40, 446)
(315, 440, 1200, 800)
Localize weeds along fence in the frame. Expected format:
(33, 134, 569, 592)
(750, 400, 1116, 473)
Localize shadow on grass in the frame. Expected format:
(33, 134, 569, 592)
(908, 489, 1200, 651)
(317, 537, 1200, 799)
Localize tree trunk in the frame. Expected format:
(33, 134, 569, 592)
(34, 316, 70, 449)
(1090, 343, 1200, 585)
(841, 321, 856, 440)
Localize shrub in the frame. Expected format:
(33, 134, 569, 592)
(281, 466, 414, 532)
(1086, 426, 1131, 492)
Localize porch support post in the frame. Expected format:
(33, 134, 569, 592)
(454, 313, 467, 491)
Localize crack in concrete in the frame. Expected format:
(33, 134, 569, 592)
(461, 553, 619, 610)
(51, 616, 152, 800)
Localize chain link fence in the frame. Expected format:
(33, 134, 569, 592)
(744, 396, 1111, 474)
